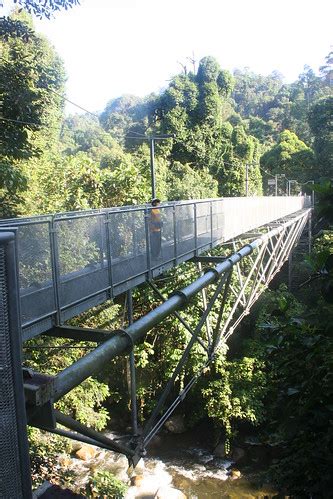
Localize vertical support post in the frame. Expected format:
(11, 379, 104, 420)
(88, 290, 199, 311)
(210, 202, 213, 249)
(197, 262, 212, 346)
(194, 203, 198, 256)
(149, 138, 156, 199)
(144, 208, 152, 280)
(173, 204, 178, 262)
(0, 231, 32, 498)
(275, 175, 278, 196)
(50, 216, 61, 325)
(105, 212, 114, 299)
(127, 290, 138, 437)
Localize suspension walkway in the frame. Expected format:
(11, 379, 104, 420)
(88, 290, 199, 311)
(0, 196, 311, 497)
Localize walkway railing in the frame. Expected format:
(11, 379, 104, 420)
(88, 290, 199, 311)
(0, 196, 311, 339)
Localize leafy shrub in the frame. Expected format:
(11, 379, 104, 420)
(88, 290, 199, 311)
(84, 470, 127, 498)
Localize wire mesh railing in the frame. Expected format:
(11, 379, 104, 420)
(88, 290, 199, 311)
(0, 196, 311, 339)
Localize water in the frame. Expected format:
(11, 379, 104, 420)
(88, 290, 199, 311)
(67, 430, 277, 498)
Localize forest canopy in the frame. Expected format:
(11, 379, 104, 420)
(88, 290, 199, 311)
(1, 11, 332, 217)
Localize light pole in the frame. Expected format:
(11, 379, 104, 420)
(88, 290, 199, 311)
(127, 133, 173, 200)
(275, 174, 286, 196)
(288, 179, 297, 196)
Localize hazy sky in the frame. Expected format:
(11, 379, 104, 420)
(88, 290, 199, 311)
(3, 0, 332, 114)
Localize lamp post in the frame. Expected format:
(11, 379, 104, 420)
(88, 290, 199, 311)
(127, 133, 173, 200)
(287, 179, 297, 196)
(275, 174, 286, 196)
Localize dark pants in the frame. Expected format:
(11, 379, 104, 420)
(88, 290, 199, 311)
(150, 231, 161, 258)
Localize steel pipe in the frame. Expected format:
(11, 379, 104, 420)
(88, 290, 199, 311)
(55, 410, 134, 456)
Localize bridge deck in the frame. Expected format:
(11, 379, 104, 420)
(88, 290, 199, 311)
(0, 196, 310, 340)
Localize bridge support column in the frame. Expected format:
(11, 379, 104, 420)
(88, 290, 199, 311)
(197, 261, 212, 348)
(127, 290, 139, 438)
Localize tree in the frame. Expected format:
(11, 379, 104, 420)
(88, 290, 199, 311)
(319, 50, 333, 87)
(1, 12, 65, 160)
(308, 97, 333, 179)
(11, 0, 80, 19)
(261, 130, 315, 182)
(166, 162, 218, 200)
(0, 11, 66, 216)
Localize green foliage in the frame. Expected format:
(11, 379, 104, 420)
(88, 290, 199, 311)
(254, 316, 333, 495)
(319, 50, 333, 87)
(24, 336, 110, 430)
(243, 229, 333, 496)
(166, 162, 218, 200)
(13, 0, 80, 19)
(28, 427, 73, 489)
(202, 354, 268, 442)
(0, 15, 35, 41)
(314, 181, 333, 223)
(308, 97, 333, 178)
(1, 11, 65, 160)
(85, 470, 127, 498)
(0, 11, 65, 216)
(261, 129, 315, 182)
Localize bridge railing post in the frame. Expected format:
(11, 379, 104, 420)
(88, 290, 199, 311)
(194, 203, 198, 256)
(172, 204, 177, 262)
(49, 216, 61, 325)
(105, 211, 114, 299)
(210, 201, 213, 249)
(144, 207, 152, 280)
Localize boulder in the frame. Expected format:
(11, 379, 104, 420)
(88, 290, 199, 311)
(70, 441, 82, 453)
(130, 475, 144, 487)
(75, 444, 97, 461)
(165, 414, 186, 434)
(229, 468, 241, 480)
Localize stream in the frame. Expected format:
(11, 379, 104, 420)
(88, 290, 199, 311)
(66, 427, 278, 498)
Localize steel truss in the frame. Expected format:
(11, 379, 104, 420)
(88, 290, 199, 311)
(25, 209, 310, 466)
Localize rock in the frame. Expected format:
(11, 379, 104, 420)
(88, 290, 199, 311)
(213, 442, 226, 458)
(130, 475, 144, 486)
(155, 486, 187, 499)
(165, 414, 186, 434)
(75, 444, 97, 461)
(229, 468, 241, 479)
(113, 453, 129, 468)
(70, 441, 82, 453)
(231, 446, 245, 461)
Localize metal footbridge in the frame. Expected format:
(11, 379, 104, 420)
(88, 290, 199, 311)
(0, 196, 311, 497)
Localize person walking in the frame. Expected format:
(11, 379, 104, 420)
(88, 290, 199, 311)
(149, 198, 162, 259)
